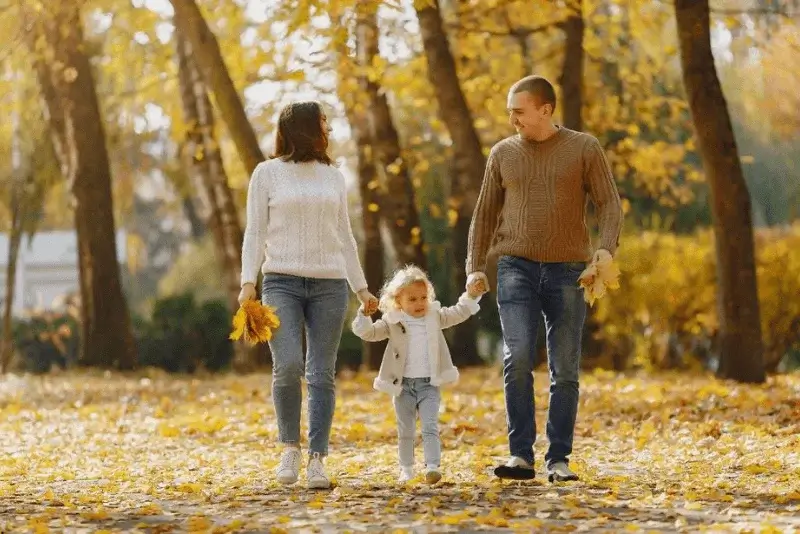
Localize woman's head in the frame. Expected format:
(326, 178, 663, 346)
(272, 100, 333, 165)
(378, 265, 436, 318)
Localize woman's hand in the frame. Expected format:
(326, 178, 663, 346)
(357, 289, 379, 315)
(238, 283, 256, 305)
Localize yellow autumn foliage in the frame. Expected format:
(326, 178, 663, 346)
(229, 300, 280, 345)
(590, 223, 800, 370)
(579, 255, 622, 306)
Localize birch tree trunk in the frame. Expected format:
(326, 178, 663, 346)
(175, 23, 259, 371)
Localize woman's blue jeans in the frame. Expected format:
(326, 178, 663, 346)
(261, 273, 349, 456)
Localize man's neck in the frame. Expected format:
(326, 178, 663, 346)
(524, 123, 560, 142)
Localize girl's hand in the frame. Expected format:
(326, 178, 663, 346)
(467, 279, 486, 298)
(238, 283, 256, 305)
(466, 272, 488, 298)
(357, 289, 379, 315)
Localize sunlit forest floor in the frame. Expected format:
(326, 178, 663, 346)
(0, 368, 798, 533)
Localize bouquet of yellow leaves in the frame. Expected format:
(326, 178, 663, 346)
(229, 299, 280, 345)
(578, 252, 621, 307)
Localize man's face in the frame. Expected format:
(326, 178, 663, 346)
(507, 90, 551, 138)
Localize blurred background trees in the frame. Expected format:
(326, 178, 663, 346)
(1, 0, 798, 380)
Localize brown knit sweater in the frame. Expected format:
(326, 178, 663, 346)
(466, 127, 623, 273)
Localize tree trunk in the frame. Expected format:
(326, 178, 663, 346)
(516, 32, 534, 78)
(333, 12, 387, 370)
(559, 0, 584, 131)
(674, 0, 765, 383)
(175, 29, 240, 312)
(1, 68, 23, 373)
(0, 192, 22, 373)
(169, 0, 264, 174)
(355, 142, 387, 370)
(415, 0, 483, 365)
(28, 1, 136, 369)
(175, 23, 261, 372)
(182, 193, 206, 239)
(357, 5, 427, 268)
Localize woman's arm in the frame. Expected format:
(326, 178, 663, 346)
(240, 163, 268, 287)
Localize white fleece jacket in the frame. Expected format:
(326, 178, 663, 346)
(351, 293, 481, 396)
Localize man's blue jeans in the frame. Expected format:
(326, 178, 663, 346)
(496, 255, 587, 468)
(261, 273, 349, 456)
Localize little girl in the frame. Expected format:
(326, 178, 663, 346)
(351, 265, 486, 484)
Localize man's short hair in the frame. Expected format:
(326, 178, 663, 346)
(510, 75, 557, 111)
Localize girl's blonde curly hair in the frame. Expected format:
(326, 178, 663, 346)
(378, 264, 436, 314)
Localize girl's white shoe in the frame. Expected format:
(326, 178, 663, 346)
(398, 466, 414, 483)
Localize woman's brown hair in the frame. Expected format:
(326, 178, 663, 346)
(271, 100, 333, 165)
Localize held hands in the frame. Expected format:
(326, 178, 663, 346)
(238, 283, 256, 305)
(357, 289, 379, 315)
(466, 272, 489, 298)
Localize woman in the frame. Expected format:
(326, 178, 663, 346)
(239, 100, 379, 489)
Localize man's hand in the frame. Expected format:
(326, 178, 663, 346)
(592, 248, 612, 265)
(238, 283, 256, 305)
(357, 289, 379, 315)
(466, 272, 489, 297)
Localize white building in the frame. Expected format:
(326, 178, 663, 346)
(0, 230, 126, 316)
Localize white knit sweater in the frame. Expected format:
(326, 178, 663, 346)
(240, 158, 368, 293)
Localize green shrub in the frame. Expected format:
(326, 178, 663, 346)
(7, 309, 80, 374)
(134, 293, 232, 373)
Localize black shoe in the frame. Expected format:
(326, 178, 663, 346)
(494, 457, 535, 480)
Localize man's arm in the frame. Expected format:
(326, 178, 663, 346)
(583, 138, 623, 255)
(466, 148, 505, 274)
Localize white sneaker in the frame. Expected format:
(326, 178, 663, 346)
(307, 452, 331, 489)
(398, 466, 414, 483)
(276, 447, 301, 485)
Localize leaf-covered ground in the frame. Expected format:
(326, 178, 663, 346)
(0, 368, 798, 533)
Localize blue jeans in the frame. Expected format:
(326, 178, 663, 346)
(496, 255, 587, 468)
(393, 378, 441, 469)
(261, 273, 349, 456)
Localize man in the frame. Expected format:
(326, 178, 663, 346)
(466, 75, 622, 482)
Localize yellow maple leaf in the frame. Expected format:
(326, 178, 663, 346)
(157, 423, 180, 438)
(187, 515, 211, 532)
(230, 300, 280, 345)
(177, 482, 203, 493)
(745, 465, 769, 475)
(578, 254, 621, 306)
(80, 507, 110, 520)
